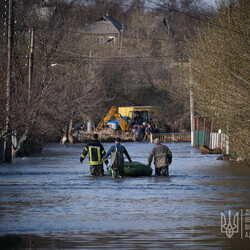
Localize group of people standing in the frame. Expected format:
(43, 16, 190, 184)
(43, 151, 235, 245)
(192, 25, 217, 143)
(80, 134, 172, 178)
(132, 122, 152, 142)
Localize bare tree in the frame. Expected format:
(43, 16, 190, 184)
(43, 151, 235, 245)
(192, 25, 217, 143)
(0, 0, 211, 156)
(185, 0, 249, 162)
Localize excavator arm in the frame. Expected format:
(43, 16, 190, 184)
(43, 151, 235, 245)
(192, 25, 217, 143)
(113, 113, 130, 131)
(97, 106, 117, 130)
(97, 106, 129, 131)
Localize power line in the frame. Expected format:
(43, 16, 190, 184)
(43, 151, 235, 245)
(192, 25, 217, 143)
(33, 26, 174, 43)
(147, 0, 247, 36)
(12, 5, 180, 42)
(12, 0, 247, 39)
(18, 54, 176, 63)
(36, 39, 178, 60)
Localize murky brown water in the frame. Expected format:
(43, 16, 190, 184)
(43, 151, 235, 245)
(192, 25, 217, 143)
(0, 142, 250, 249)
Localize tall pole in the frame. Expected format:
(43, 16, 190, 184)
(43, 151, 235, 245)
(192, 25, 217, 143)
(189, 59, 194, 146)
(5, 0, 13, 162)
(210, 119, 213, 149)
(119, 24, 124, 55)
(28, 28, 34, 106)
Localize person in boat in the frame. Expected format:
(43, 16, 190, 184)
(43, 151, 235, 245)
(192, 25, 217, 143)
(80, 134, 108, 176)
(147, 138, 172, 176)
(102, 137, 133, 178)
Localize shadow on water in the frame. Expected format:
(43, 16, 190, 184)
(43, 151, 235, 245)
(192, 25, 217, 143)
(0, 142, 250, 249)
(0, 229, 249, 249)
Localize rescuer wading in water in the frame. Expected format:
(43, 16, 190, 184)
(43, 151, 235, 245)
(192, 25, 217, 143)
(102, 137, 133, 178)
(80, 134, 108, 176)
(147, 138, 172, 176)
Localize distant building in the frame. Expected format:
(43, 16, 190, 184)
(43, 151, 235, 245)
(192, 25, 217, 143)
(33, 0, 56, 21)
(84, 12, 124, 49)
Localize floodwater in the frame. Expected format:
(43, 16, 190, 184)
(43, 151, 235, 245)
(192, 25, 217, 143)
(0, 142, 250, 249)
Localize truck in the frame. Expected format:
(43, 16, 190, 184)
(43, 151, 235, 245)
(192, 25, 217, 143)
(118, 106, 159, 127)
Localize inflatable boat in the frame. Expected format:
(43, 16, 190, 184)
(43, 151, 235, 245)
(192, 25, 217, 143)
(107, 161, 152, 177)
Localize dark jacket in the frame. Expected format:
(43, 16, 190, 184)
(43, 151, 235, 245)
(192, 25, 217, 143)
(148, 144, 172, 168)
(80, 140, 108, 165)
(102, 143, 132, 162)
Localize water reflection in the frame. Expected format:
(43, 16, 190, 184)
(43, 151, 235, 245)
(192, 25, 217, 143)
(0, 142, 249, 249)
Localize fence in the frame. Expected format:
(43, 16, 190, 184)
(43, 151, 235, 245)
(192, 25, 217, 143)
(150, 133, 191, 143)
(193, 116, 229, 153)
(75, 132, 135, 143)
(194, 129, 228, 149)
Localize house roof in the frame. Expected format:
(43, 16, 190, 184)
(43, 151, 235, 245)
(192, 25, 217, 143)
(84, 15, 123, 34)
(35, 6, 56, 20)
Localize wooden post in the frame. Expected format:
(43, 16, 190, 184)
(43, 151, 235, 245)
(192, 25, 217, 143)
(150, 133, 153, 143)
(68, 119, 74, 144)
(210, 119, 213, 149)
(196, 117, 199, 147)
(203, 116, 206, 145)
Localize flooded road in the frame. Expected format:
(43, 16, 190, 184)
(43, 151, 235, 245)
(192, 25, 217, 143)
(0, 142, 250, 249)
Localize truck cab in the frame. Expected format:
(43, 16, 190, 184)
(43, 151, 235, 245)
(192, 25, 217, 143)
(118, 106, 159, 127)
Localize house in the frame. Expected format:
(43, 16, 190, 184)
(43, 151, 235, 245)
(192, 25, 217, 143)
(33, 0, 56, 21)
(84, 12, 124, 49)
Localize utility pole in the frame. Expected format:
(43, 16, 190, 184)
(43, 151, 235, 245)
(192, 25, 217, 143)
(119, 24, 124, 55)
(189, 59, 194, 147)
(28, 28, 34, 106)
(5, 0, 13, 162)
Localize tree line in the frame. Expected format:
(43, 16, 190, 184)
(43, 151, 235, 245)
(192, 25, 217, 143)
(1, 0, 216, 154)
(185, 0, 249, 163)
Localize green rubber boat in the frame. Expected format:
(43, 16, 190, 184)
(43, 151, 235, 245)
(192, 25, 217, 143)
(107, 161, 152, 177)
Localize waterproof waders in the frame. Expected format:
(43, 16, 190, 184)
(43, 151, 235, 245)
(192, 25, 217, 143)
(110, 145, 124, 178)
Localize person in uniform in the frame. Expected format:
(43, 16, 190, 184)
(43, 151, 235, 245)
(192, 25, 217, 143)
(80, 134, 108, 176)
(147, 138, 172, 176)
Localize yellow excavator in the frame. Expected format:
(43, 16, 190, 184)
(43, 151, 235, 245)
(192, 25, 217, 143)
(97, 106, 130, 131)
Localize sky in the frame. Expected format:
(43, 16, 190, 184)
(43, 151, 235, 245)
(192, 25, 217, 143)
(202, 0, 218, 8)
(144, 0, 219, 11)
